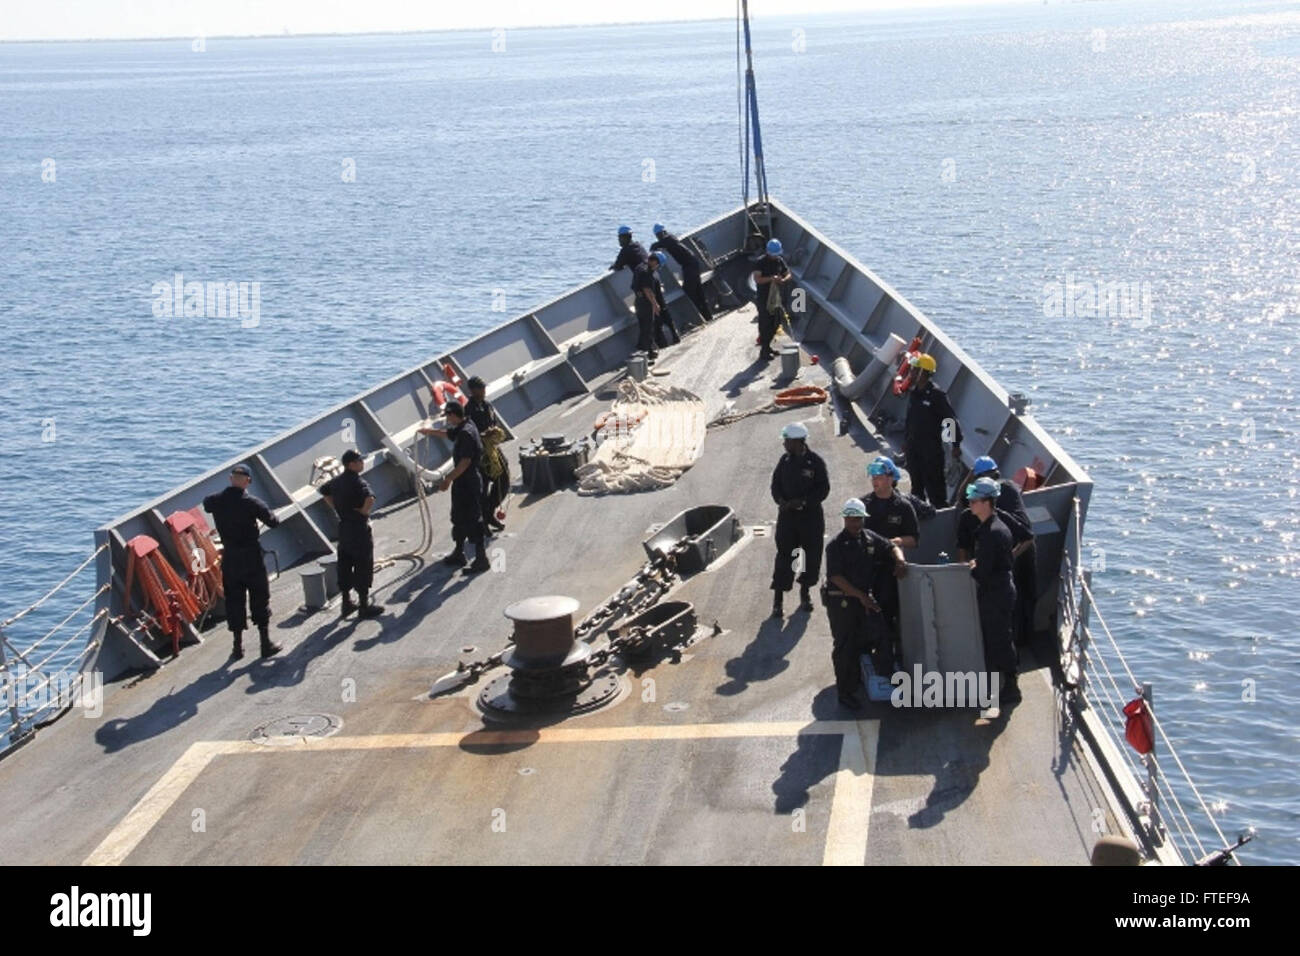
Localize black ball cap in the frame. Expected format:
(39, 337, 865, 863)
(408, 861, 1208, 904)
(467, 376, 486, 390)
(341, 449, 363, 465)
(444, 400, 465, 418)
(230, 463, 252, 477)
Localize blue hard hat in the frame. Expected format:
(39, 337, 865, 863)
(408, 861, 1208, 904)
(617, 225, 632, 236)
(653, 250, 668, 265)
(966, 477, 1000, 501)
(766, 238, 783, 255)
(973, 456, 998, 477)
(653, 223, 666, 236)
(868, 456, 900, 480)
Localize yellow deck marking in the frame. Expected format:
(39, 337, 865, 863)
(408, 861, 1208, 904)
(83, 719, 877, 865)
(823, 720, 879, 866)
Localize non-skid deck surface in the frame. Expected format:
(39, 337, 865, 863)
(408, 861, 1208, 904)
(0, 307, 1116, 865)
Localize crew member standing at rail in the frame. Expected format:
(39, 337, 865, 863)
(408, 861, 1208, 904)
(859, 456, 919, 639)
(751, 238, 793, 362)
(824, 498, 906, 710)
(631, 257, 661, 362)
(651, 223, 714, 324)
(770, 421, 830, 618)
(464, 376, 509, 533)
(904, 353, 963, 507)
(610, 225, 648, 289)
(957, 456, 1036, 644)
(646, 251, 680, 349)
(203, 463, 282, 660)
(966, 477, 1020, 705)
(438, 401, 491, 574)
(320, 450, 383, 619)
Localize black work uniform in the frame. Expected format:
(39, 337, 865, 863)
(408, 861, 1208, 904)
(824, 528, 898, 694)
(754, 254, 789, 354)
(203, 486, 278, 634)
(859, 490, 920, 632)
(467, 397, 510, 526)
(652, 231, 713, 323)
(770, 448, 830, 593)
(645, 267, 679, 347)
(611, 240, 649, 289)
(320, 470, 375, 600)
(904, 381, 963, 507)
(958, 479, 1036, 643)
(971, 512, 1018, 686)
(447, 420, 486, 547)
(631, 263, 659, 355)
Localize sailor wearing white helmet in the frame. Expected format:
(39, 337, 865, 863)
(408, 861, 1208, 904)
(769, 421, 829, 618)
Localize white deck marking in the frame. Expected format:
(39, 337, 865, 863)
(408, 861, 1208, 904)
(83, 740, 226, 866)
(83, 719, 878, 865)
(823, 719, 880, 867)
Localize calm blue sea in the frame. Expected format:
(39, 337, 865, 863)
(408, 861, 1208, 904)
(1, 0, 1296, 863)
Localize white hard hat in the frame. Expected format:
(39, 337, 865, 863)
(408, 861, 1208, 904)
(781, 422, 809, 440)
(842, 498, 867, 518)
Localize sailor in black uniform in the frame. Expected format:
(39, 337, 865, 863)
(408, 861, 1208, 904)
(859, 456, 919, 638)
(645, 251, 680, 348)
(751, 238, 792, 361)
(320, 450, 382, 619)
(904, 353, 963, 507)
(770, 421, 830, 618)
(651, 224, 713, 323)
(957, 456, 1036, 644)
(438, 401, 490, 574)
(202, 463, 281, 659)
(823, 498, 906, 710)
(966, 477, 1020, 705)
(464, 376, 509, 533)
(610, 224, 648, 289)
(630, 259, 660, 362)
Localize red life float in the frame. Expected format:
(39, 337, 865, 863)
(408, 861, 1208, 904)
(1123, 697, 1155, 755)
(891, 336, 925, 397)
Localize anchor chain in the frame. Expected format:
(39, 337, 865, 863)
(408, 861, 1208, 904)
(436, 538, 695, 692)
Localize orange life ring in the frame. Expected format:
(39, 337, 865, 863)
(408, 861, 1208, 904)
(891, 335, 925, 397)
(773, 385, 829, 407)
(431, 381, 464, 409)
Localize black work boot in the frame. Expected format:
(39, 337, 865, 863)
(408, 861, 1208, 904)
(230, 631, 244, 661)
(1000, 671, 1021, 705)
(258, 623, 282, 659)
(356, 589, 382, 618)
(466, 541, 491, 574)
(442, 547, 466, 567)
(799, 586, 814, 612)
(340, 591, 357, 618)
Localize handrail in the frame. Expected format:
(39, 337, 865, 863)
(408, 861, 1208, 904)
(0, 584, 108, 671)
(1062, 496, 1238, 864)
(0, 544, 106, 630)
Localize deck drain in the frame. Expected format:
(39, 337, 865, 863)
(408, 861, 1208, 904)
(518, 767, 536, 776)
(664, 702, 689, 713)
(250, 713, 343, 745)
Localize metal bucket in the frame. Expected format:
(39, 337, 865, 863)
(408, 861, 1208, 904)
(316, 554, 339, 598)
(301, 568, 328, 610)
(780, 346, 800, 379)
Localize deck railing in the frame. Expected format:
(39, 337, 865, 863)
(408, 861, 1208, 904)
(1059, 496, 1239, 865)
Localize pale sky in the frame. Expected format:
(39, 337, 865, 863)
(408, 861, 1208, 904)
(2, 0, 1038, 42)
